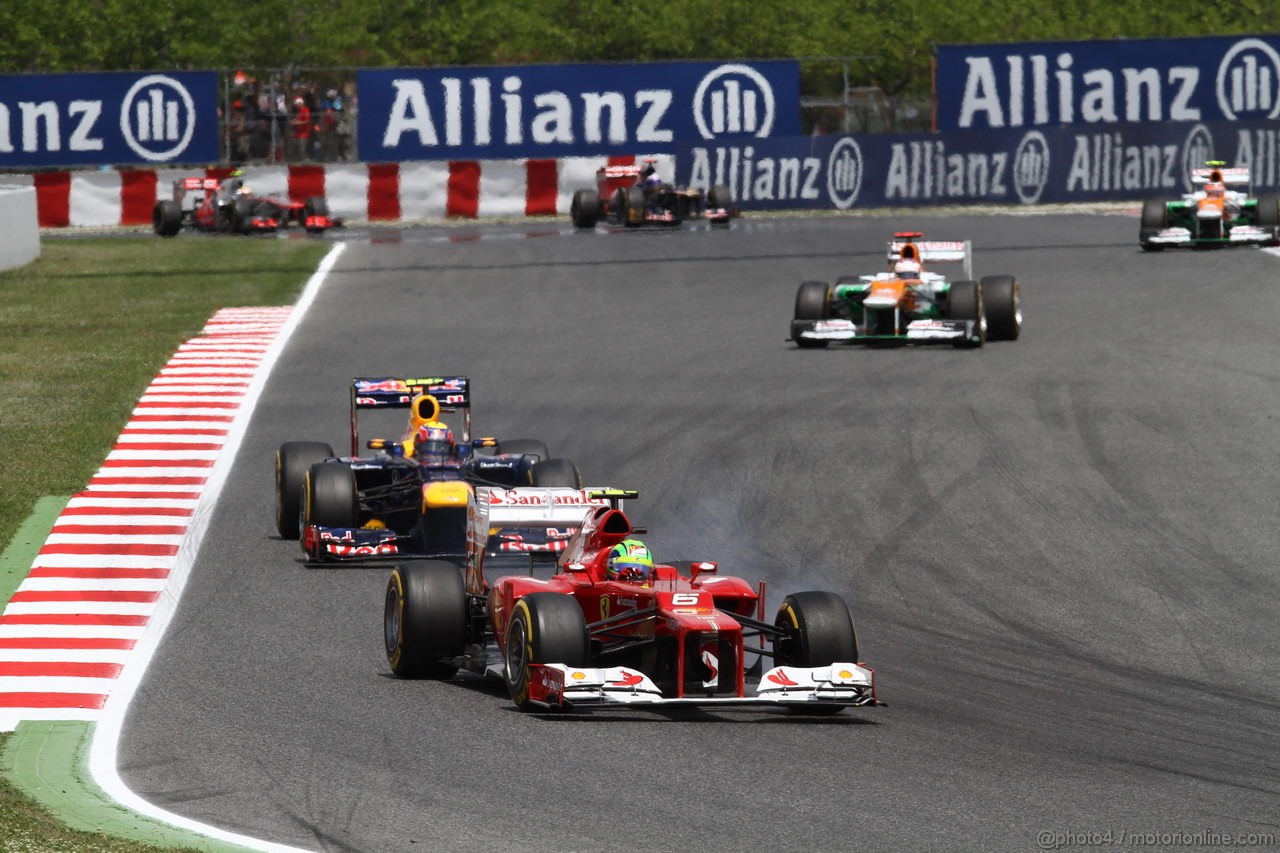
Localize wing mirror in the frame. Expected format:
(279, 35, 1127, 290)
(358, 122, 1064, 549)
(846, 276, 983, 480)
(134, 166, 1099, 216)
(690, 561, 718, 583)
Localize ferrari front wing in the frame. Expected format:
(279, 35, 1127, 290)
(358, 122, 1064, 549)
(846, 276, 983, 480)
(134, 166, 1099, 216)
(525, 663, 879, 711)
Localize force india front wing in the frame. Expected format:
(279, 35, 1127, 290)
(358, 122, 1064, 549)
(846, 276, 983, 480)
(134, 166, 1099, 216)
(525, 663, 879, 711)
(790, 318, 982, 345)
(1143, 224, 1276, 247)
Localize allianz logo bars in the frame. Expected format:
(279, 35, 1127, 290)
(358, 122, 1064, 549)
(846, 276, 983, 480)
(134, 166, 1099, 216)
(0, 71, 216, 167)
(936, 35, 1280, 130)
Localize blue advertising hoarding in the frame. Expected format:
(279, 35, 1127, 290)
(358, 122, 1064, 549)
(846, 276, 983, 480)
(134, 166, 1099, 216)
(935, 36, 1280, 131)
(675, 120, 1280, 210)
(0, 71, 218, 168)
(357, 60, 800, 162)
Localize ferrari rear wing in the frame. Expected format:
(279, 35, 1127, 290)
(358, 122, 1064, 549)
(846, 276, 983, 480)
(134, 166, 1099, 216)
(887, 239, 972, 279)
(478, 487, 634, 529)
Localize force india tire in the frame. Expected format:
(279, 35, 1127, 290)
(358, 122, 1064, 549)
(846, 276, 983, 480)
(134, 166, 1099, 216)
(570, 190, 600, 228)
(529, 458, 584, 489)
(980, 275, 1022, 341)
(793, 280, 832, 349)
(945, 280, 986, 349)
(153, 200, 183, 237)
(774, 590, 860, 716)
(1139, 199, 1168, 251)
(504, 593, 589, 711)
(384, 560, 467, 679)
(304, 462, 358, 531)
(275, 441, 335, 539)
(1256, 193, 1280, 242)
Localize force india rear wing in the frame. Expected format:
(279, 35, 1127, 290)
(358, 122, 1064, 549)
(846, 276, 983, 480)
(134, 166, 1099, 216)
(887, 239, 973, 280)
(1191, 166, 1250, 187)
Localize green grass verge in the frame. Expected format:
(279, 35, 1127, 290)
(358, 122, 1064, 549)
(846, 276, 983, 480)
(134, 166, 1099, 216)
(0, 236, 329, 555)
(0, 235, 330, 852)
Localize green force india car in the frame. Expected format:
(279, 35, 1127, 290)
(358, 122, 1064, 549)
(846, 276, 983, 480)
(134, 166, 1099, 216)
(1139, 162, 1280, 251)
(788, 232, 1021, 349)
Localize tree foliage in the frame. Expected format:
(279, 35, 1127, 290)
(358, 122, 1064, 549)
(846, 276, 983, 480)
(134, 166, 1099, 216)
(2, 0, 1279, 99)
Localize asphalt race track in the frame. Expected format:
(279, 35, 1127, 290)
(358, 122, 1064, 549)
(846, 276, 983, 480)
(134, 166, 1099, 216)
(118, 213, 1280, 852)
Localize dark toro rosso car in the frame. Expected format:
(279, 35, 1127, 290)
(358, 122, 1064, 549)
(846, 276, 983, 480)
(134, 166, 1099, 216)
(384, 488, 880, 715)
(274, 375, 582, 564)
(789, 232, 1021, 349)
(153, 175, 340, 237)
(570, 161, 732, 229)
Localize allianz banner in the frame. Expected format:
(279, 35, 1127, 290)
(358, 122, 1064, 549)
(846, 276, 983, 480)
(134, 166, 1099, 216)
(357, 60, 800, 161)
(0, 72, 218, 168)
(674, 120, 1280, 210)
(935, 36, 1280, 131)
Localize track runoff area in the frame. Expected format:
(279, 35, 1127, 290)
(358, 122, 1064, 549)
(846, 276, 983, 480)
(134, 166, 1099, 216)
(0, 245, 344, 852)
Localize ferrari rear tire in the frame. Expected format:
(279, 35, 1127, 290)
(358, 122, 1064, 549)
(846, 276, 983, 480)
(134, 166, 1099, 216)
(794, 280, 831, 349)
(530, 458, 583, 488)
(153, 200, 183, 237)
(980, 275, 1021, 341)
(504, 593, 589, 710)
(773, 591, 860, 716)
(945, 280, 986, 349)
(275, 441, 334, 539)
(495, 439, 550, 462)
(384, 560, 467, 678)
(570, 190, 599, 228)
(304, 462, 358, 530)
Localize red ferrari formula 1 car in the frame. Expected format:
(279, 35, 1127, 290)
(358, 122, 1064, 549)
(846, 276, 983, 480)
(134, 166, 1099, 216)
(384, 488, 880, 714)
(569, 160, 732, 229)
(152, 175, 340, 237)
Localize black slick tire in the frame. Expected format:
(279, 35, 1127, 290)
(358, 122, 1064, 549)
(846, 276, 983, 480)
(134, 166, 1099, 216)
(529, 458, 583, 488)
(275, 441, 334, 539)
(793, 280, 831, 349)
(384, 560, 467, 678)
(303, 462, 358, 530)
(504, 593, 589, 710)
(570, 190, 599, 228)
(945, 280, 985, 348)
(979, 275, 1021, 341)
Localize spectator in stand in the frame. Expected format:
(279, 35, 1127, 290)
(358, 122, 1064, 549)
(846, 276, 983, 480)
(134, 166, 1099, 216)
(289, 95, 312, 162)
(319, 88, 341, 162)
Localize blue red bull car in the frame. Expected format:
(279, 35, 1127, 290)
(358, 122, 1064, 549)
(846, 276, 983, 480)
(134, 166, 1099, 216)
(273, 375, 582, 564)
(384, 488, 881, 715)
(153, 175, 340, 237)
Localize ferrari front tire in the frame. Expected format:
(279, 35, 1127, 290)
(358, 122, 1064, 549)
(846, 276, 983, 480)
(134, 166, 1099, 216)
(275, 441, 334, 539)
(504, 593, 589, 711)
(384, 560, 467, 678)
(773, 591, 860, 716)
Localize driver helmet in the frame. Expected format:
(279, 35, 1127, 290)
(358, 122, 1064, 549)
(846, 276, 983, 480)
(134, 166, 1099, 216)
(894, 258, 921, 277)
(606, 539, 655, 584)
(414, 424, 455, 465)
(641, 161, 661, 188)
